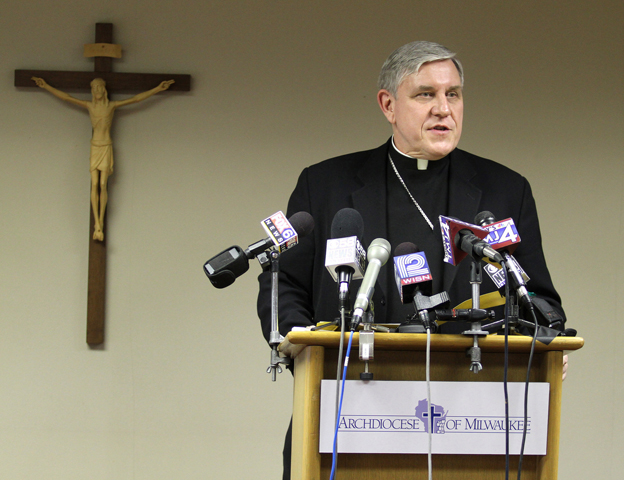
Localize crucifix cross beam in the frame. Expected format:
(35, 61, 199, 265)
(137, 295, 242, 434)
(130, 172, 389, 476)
(15, 23, 191, 346)
(15, 24, 191, 91)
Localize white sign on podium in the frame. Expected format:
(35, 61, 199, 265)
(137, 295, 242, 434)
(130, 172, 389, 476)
(319, 380, 550, 455)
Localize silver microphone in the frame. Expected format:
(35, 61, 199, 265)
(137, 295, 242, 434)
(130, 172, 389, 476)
(350, 238, 391, 329)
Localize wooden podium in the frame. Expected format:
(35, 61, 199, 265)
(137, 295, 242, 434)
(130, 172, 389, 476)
(279, 331, 584, 480)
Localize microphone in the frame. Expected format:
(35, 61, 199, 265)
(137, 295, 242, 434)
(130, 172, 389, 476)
(324, 208, 366, 312)
(247, 211, 315, 258)
(350, 238, 391, 329)
(439, 215, 503, 265)
(393, 242, 432, 304)
(393, 242, 449, 332)
(473, 211, 531, 307)
(203, 211, 314, 288)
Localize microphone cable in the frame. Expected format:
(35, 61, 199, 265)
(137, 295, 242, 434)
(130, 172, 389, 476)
(500, 258, 539, 480)
(503, 265, 510, 480)
(332, 306, 347, 472)
(425, 322, 433, 480)
(330, 328, 355, 480)
(517, 295, 539, 479)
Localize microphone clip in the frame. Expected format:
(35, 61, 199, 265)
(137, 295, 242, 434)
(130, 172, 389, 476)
(350, 302, 375, 331)
(256, 250, 272, 272)
(396, 291, 450, 333)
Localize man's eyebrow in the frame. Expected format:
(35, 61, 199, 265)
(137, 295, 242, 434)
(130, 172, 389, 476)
(415, 84, 463, 91)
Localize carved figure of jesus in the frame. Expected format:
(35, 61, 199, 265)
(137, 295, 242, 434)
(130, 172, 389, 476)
(32, 76, 174, 240)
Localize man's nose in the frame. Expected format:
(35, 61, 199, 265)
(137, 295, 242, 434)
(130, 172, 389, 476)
(432, 95, 451, 116)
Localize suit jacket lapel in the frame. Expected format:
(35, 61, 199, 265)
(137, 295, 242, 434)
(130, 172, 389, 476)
(350, 142, 390, 302)
(443, 149, 483, 293)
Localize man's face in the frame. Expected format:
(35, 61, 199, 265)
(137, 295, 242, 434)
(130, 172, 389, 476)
(378, 59, 463, 160)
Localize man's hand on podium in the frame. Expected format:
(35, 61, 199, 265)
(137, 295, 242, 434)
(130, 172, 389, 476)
(562, 354, 569, 381)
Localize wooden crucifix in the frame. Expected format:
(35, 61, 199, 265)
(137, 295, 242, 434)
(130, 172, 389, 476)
(15, 23, 191, 345)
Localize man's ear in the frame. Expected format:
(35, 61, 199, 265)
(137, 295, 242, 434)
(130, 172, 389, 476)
(377, 89, 395, 124)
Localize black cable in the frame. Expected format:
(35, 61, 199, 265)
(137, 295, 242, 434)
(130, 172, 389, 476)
(502, 264, 510, 480)
(333, 308, 346, 466)
(330, 329, 354, 480)
(517, 304, 539, 479)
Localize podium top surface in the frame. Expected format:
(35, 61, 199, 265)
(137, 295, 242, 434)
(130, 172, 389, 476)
(279, 330, 584, 358)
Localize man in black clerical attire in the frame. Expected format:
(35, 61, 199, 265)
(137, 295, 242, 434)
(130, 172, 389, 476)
(257, 40, 566, 479)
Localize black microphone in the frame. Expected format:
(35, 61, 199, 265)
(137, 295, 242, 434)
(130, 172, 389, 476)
(457, 228, 504, 264)
(324, 208, 366, 312)
(393, 242, 449, 332)
(474, 210, 496, 227)
(440, 215, 504, 265)
(203, 211, 314, 288)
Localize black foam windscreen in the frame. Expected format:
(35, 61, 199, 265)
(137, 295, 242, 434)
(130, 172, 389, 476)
(474, 210, 496, 226)
(330, 208, 364, 239)
(394, 241, 418, 257)
(289, 211, 315, 239)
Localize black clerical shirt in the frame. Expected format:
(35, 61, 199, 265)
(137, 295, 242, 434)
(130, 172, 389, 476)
(386, 143, 449, 323)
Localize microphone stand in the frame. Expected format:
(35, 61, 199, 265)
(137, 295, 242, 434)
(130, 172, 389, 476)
(481, 291, 523, 333)
(463, 258, 489, 373)
(261, 249, 291, 381)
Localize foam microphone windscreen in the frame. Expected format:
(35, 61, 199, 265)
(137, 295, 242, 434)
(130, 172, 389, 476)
(288, 211, 315, 238)
(330, 208, 364, 239)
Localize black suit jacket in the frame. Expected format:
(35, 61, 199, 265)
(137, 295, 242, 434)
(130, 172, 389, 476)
(257, 139, 565, 340)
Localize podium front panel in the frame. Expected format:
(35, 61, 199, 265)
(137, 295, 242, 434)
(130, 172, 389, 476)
(284, 332, 583, 480)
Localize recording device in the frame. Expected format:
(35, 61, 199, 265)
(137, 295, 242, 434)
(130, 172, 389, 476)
(439, 215, 503, 265)
(325, 208, 367, 312)
(350, 238, 391, 330)
(203, 211, 314, 288)
(393, 242, 449, 332)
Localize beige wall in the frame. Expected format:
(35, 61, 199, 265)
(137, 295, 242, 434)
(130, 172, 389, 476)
(1, 1, 622, 478)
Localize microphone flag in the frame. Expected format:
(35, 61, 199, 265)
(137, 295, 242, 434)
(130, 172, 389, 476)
(393, 251, 432, 304)
(325, 236, 367, 282)
(477, 216, 529, 288)
(439, 215, 489, 266)
(261, 211, 299, 253)
(482, 217, 521, 254)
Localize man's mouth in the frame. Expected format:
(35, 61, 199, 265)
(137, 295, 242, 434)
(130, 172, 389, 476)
(431, 125, 450, 131)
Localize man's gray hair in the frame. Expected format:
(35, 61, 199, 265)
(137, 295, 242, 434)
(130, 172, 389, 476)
(377, 41, 464, 96)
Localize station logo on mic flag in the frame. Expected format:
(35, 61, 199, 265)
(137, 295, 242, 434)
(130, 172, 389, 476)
(394, 252, 432, 285)
(261, 211, 298, 252)
(482, 218, 521, 253)
(439, 215, 489, 265)
(325, 236, 367, 281)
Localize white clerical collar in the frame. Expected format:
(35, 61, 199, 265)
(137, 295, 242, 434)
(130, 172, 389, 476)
(391, 136, 429, 171)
